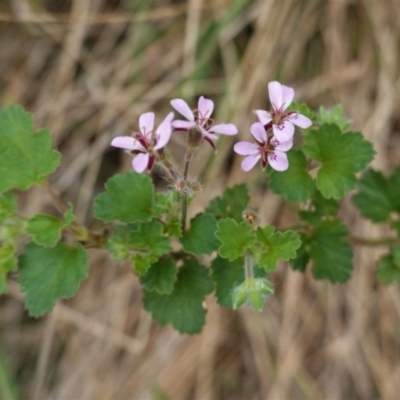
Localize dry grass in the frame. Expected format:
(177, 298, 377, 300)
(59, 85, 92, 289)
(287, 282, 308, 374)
(1, 0, 400, 399)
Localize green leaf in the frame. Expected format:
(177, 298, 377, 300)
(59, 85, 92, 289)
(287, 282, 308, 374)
(0, 192, 18, 223)
(377, 253, 400, 284)
(106, 224, 137, 261)
(19, 242, 89, 316)
(205, 184, 250, 222)
(143, 259, 213, 334)
(353, 168, 400, 222)
(254, 226, 301, 271)
(131, 254, 152, 275)
(181, 214, 219, 256)
(268, 150, 314, 202)
(0, 243, 17, 294)
(287, 102, 315, 123)
(25, 203, 75, 248)
(298, 189, 340, 225)
(129, 220, 171, 258)
(316, 105, 352, 131)
(94, 172, 155, 223)
(163, 214, 182, 238)
(140, 257, 178, 294)
(309, 220, 353, 282)
(211, 257, 244, 307)
(156, 191, 182, 238)
(215, 218, 255, 261)
(303, 123, 375, 199)
(289, 233, 309, 273)
(0, 105, 60, 193)
(155, 191, 179, 215)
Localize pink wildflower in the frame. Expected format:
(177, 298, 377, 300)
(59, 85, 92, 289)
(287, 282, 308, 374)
(170, 96, 237, 150)
(111, 111, 173, 173)
(234, 122, 292, 172)
(254, 81, 312, 142)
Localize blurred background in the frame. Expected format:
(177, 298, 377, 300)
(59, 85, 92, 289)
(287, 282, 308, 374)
(1, 0, 400, 398)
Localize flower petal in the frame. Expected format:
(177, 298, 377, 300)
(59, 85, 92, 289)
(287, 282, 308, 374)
(200, 126, 218, 141)
(163, 111, 175, 124)
(268, 151, 289, 171)
(154, 121, 172, 150)
(172, 120, 196, 130)
(132, 153, 149, 173)
(250, 122, 267, 143)
(170, 99, 194, 121)
(139, 112, 155, 136)
(254, 110, 272, 125)
(272, 121, 294, 141)
(270, 136, 293, 152)
(281, 85, 294, 110)
(198, 96, 214, 119)
(234, 142, 259, 156)
(268, 81, 283, 110)
(288, 113, 312, 129)
(209, 123, 238, 135)
(241, 154, 261, 172)
(111, 136, 135, 150)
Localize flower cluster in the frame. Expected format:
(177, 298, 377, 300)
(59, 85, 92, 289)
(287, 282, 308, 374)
(111, 81, 311, 174)
(234, 81, 312, 171)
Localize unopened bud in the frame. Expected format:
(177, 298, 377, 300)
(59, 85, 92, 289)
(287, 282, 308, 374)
(243, 210, 258, 225)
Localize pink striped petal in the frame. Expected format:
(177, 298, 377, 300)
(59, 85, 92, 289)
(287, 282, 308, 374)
(170, 99, 194, 121)
(268, 81, 283, 110)
(271, 136, 293, 152)
(200, 126, 218, 141)
(139, 112, 155, 136)
(268, 151, 288, 171)
(250, 122, 267, 143)
(281, 85, 294, 110)
(288, 113, 312, 129)
(254, 110, 272, 125)
(234, 142, 259, 156)
(209, 123, 237, 135)
(111, 136, 135, 150)
(198, 96, 214, 119)
(172, 120, 196, 130)
(272, 121, 294, 141)
(132, 153, 149, 173)
(154, 121, 172, 150)
(241, 154, 261, 172)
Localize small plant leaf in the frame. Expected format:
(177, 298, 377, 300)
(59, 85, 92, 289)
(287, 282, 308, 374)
(181, 213, 219, 256)
(215, 218, 255, 261)
(143, 259, 213, 334)
(0, 105, 60, 193)
(268, 150, 314, 202)
(140, 257, 178, 295)
(303, 123, 375, 199)
(94, 172, 155, 223)
(19, 242, 89, 316)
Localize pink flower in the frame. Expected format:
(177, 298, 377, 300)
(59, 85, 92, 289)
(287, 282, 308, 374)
(111, 111, 173, 173)
(234, 122, 292, 172)
(254, 81, 312, 142)
(170, 96, 237, 150)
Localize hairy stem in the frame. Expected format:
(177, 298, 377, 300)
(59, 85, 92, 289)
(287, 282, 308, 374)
(244, 250, 254, 279)
(181, 148, 194, 231)
(43, 180, 66, 214)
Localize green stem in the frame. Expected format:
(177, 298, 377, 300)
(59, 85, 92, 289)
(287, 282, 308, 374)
(181, 148, 194, 232)
(244, 250, 254, 279)
(43, 180, 66, 214)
